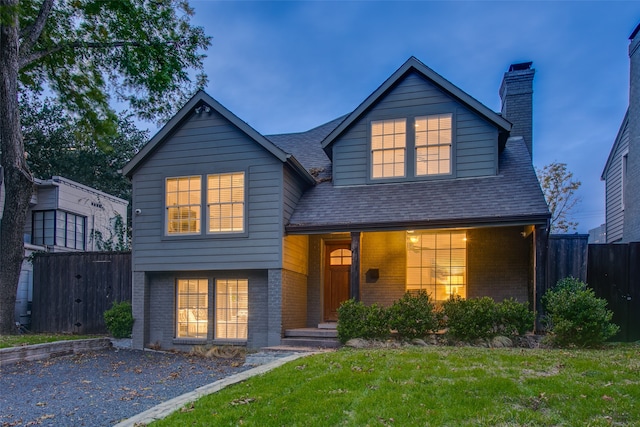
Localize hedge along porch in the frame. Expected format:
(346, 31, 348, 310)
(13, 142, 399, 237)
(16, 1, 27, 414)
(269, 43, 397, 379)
(281, 225, 545, 332)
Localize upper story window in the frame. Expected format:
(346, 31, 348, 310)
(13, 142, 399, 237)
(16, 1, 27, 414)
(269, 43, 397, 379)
(207, 172, 245, 233)
(33, 210, 86, 250)
(415, 113, 452, 176)
(371, 118, 406, 179)
(166, 176, 201, 235)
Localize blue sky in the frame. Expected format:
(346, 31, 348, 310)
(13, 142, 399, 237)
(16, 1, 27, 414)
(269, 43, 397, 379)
(185, 1, 639, 233)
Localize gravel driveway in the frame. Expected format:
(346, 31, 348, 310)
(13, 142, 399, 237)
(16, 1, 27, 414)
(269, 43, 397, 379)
(0, 347, 250, 426)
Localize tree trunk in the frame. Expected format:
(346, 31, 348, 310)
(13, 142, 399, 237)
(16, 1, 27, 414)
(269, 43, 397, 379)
(0, 0, 34, 334)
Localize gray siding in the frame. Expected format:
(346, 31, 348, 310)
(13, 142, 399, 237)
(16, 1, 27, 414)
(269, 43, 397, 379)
(332, 72, 498, 186)
(283, 165, 306, 225)
(131, 110, 285, 271)
(605, 120, 629, 243)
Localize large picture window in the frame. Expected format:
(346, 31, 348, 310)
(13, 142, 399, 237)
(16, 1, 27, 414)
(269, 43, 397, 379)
(33, 210, 86, 249)
(176, 279, 208, 339)
(207, 172, 245, 233)
(415, 113, 452, 176)
(406, 230, 466, 301)
(216, 279, 248, 340)
(166, 176, 201, 234)
(371, 118, 406, 179)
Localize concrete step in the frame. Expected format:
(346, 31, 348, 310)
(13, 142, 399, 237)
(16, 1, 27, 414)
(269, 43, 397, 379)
(284, 328, 338, 338)
(280, 337, 341, 349)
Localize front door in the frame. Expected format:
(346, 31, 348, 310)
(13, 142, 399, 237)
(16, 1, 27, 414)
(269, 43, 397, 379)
(324, 242, 351, 321)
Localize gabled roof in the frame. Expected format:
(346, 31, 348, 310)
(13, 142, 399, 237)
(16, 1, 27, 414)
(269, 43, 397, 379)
(321, 56, 512, 158)
(287, 137, 549, 233)
(122, 91, 315, 185)
(601, 109, 629, 180)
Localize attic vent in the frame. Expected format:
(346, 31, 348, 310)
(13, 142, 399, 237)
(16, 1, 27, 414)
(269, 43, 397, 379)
(508, 62, 533, 72)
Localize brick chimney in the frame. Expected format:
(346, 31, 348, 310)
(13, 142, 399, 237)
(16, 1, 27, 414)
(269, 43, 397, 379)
(499, 62, 535, 157)
(623, 23, 640, 242)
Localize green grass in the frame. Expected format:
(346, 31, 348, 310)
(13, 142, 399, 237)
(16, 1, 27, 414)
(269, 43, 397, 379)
(154, 344, 640, 426)
(0, 334, 100, 349)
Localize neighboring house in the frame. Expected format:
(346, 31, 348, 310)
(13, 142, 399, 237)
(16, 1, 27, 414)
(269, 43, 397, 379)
(602, 23, 640, 243)
(15, 176, 128, 325)
(123, 57, 550, 350)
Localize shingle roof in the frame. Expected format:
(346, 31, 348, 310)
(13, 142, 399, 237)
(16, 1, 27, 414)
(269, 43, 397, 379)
(267, 115, 346, 181)
(286, 137, 550, 233)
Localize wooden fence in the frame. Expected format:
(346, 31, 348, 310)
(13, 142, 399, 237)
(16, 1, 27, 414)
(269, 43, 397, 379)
(546, 234, 588, 288)
(587, 243, 640, 342)
(32, 252, 132, 334)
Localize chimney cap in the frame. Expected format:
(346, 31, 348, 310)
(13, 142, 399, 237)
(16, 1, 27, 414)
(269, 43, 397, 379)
(508, 62, 533, 72)
(630, 22, 640, 41)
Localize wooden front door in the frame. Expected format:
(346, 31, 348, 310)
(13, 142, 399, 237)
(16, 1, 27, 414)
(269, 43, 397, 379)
(324, 242, 352, 321)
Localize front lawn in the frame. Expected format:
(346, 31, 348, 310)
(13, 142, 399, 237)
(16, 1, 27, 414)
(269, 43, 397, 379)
(0, 334, 100, 349)
(154, 344, 640, 426)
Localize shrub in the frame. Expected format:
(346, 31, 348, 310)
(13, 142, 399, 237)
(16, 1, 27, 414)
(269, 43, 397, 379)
(388, 291, 438, 339)
(104, 301, 134, 338)
(442, 296, 498, 341)
(542, 277, 619, 347)
(336, 299, 389, 343)
(497, 298, 535, 337)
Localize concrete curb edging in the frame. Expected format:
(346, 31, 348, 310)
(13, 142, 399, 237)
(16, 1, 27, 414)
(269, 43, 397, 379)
(0, 338, 112, 367)
(114, 352, 316, 427)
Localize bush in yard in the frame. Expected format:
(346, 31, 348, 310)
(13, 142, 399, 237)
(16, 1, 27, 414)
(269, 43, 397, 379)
(104, 301, 134, 338)
(388, 291, 438, 340)
(542, 277, 619, 347)
(497, 298, 535, 337)
(442, 296, 498, 341)
(337, 299, 389, 343)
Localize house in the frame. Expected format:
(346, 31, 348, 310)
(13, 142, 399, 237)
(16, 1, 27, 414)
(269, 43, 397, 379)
(15, 176, 128, 325)
(123, 57, 550, 350)
(602, 23, 640, 243)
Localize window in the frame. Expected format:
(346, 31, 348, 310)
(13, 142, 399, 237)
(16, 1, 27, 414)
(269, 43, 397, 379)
(207, 172, 245, 233)
(406, 230, 466, 301)
(176, 279, 208, 339)
(166, 176, 201, 234)
(415, 114, 452, 175)
(216, 279, 248, 340)
(32, 210, 85, 249)
(371, 119, 406, 179)
(330, 249, 352, 266)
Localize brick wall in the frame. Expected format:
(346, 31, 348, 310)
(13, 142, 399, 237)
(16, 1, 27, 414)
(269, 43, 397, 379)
(360, 231, 406, 307)
(624, 28, 640, 242)
(142, 270, 270, 351)
(282, 269, 307, 330)
(500, 64, 534, 157)
(467, 226, 532, 304)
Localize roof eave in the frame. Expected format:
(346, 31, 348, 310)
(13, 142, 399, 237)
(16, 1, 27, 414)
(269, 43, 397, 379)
(286, 213, 551, 234)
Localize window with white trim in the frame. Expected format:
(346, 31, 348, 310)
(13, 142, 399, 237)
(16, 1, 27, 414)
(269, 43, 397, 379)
(371, 118, 406, 179)
(406, 230, 466, 301)
(166, 176, 201, 234)
(216, 279, 248, 340)
(207, 172, 245, 233)
(176, 278, 208, 339)
(415, 113, 452, 176)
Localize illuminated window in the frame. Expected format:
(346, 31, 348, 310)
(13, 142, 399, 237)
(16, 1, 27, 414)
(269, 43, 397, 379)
(371, 119, 406, 179)
(330, 249, 352, 266)
(216, 279, 248, 340)
(166, 176, 201, 234)
(176, 279, 208, 339)
(415, 114, 452, 175)
(406, 230, 466, 301)
(207, 172, 244, 233)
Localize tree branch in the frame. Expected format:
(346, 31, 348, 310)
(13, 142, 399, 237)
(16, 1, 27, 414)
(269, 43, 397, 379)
(19, 40, 146, 69)
(19, 0, 55, 59)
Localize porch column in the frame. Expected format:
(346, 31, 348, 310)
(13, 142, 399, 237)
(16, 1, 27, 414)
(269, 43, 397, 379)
(534, 223, 549, 332)
(350, 232, 361, 301)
